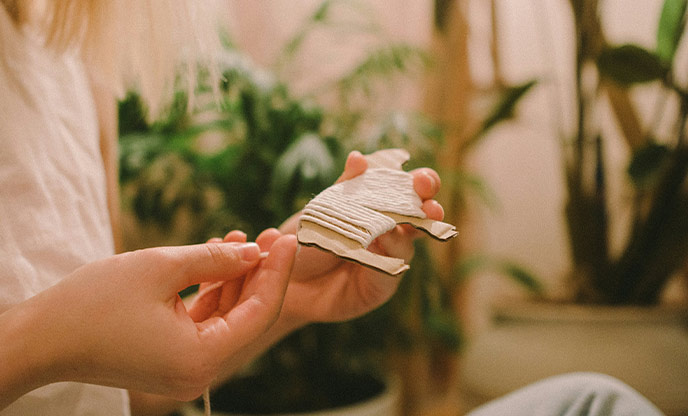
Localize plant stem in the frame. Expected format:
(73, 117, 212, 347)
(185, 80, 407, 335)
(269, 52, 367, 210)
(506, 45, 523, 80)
(615, 102, 688, 303)
(564, 0, 612, 302)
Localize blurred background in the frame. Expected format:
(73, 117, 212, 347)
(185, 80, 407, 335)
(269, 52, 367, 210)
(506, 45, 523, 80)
(118, 1, 688, 415)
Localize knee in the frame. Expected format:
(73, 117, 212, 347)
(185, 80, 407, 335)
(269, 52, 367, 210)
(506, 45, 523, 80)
(466, 372, 662, 416)
(544, 372, 660, 415)
(549, 372, 630, 394)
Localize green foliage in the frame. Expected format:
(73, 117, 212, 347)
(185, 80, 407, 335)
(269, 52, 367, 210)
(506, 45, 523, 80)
(657, 0, 687, 64)
(562, 0, 688, 304)
(461, 80, 538, 153)
(444, 169, 500, 212)
(475, 81, 538, 141)
(120, 57, 342, 241)
(335, 43, 430, 102)
(270, 133, 340, 220)
(627, 142, 671, 189)
(597, 45, 668, 86)
(276, 0, 379, 71)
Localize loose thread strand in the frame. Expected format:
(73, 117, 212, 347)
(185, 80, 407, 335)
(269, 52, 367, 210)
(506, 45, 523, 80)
(203, 387, 211, 416)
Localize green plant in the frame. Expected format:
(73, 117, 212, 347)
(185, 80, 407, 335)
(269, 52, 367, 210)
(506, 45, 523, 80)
(120, 61, 340, 244)
(558, 0, 688, 304)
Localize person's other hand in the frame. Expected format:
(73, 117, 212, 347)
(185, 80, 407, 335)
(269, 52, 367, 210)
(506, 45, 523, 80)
(274, 150, 444, 325)
(8, 239, 296, 403)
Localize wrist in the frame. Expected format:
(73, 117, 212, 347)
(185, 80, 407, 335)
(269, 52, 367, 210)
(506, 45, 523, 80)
(0, 297, 63, 408)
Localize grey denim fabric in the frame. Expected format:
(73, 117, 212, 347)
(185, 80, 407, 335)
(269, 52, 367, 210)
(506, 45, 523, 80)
(467, 373, 664, 416)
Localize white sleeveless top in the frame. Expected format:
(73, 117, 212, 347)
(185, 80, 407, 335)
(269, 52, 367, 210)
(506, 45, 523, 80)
(0, 7, 130, 415)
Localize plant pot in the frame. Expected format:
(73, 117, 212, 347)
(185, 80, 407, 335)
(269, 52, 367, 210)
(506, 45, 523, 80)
(180, 370, 401, 416)
(458, 302, 688, 416)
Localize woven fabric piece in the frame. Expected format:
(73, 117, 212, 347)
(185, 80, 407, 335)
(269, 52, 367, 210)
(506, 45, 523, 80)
(300, 168, 426, 246)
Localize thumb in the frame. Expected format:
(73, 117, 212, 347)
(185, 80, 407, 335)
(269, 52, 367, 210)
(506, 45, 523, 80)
(158, 242, 262, 293)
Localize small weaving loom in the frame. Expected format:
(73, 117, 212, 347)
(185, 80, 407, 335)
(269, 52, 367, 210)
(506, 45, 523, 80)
(297, 149, 457, 275)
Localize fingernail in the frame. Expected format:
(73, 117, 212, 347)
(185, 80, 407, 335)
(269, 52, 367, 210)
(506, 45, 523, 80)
(237, 243, 260, 261)
(422, 171, 436, 191)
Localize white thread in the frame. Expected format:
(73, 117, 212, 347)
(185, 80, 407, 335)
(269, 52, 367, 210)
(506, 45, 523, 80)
(300, 168, 425, 246)
(311, 195, 394, 236)
(302, 207, 372, 245)
(203, 387, 211, 416)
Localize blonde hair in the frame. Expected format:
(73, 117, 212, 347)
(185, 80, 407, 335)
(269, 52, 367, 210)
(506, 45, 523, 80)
(11, 0, 223, 117)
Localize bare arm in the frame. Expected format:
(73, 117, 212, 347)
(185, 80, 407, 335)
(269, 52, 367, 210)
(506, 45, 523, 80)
(0, 295, 64, 408)
(0, 239, 291, 412)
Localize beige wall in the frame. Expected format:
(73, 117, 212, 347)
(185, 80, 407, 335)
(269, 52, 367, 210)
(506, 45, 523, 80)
(224, 0, 432, 100)
(221, 0, 676, 326)
(465, 0, 674, 328)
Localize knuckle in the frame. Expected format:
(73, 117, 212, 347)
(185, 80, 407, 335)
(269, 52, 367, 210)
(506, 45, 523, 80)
(131, 246, 180, 272)
(204, 243, 241, 267)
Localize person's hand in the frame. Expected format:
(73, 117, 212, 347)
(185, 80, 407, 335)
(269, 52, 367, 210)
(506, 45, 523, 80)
(225, 151, 444, 326)
(0, 239, 296, 408)
(186, 234, 297, 330)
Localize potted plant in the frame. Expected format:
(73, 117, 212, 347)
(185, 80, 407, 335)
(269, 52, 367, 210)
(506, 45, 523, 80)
(458, 1, 688, 414)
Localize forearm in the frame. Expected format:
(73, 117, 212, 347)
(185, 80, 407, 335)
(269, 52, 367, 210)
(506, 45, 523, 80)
(0, 298, 62, 409)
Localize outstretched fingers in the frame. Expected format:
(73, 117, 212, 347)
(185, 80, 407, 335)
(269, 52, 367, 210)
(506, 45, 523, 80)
(421, 199, 444, 221)
(334, 153, 443, 221)
(410, 168, 444, 222)
(411, 168, 441, 200)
